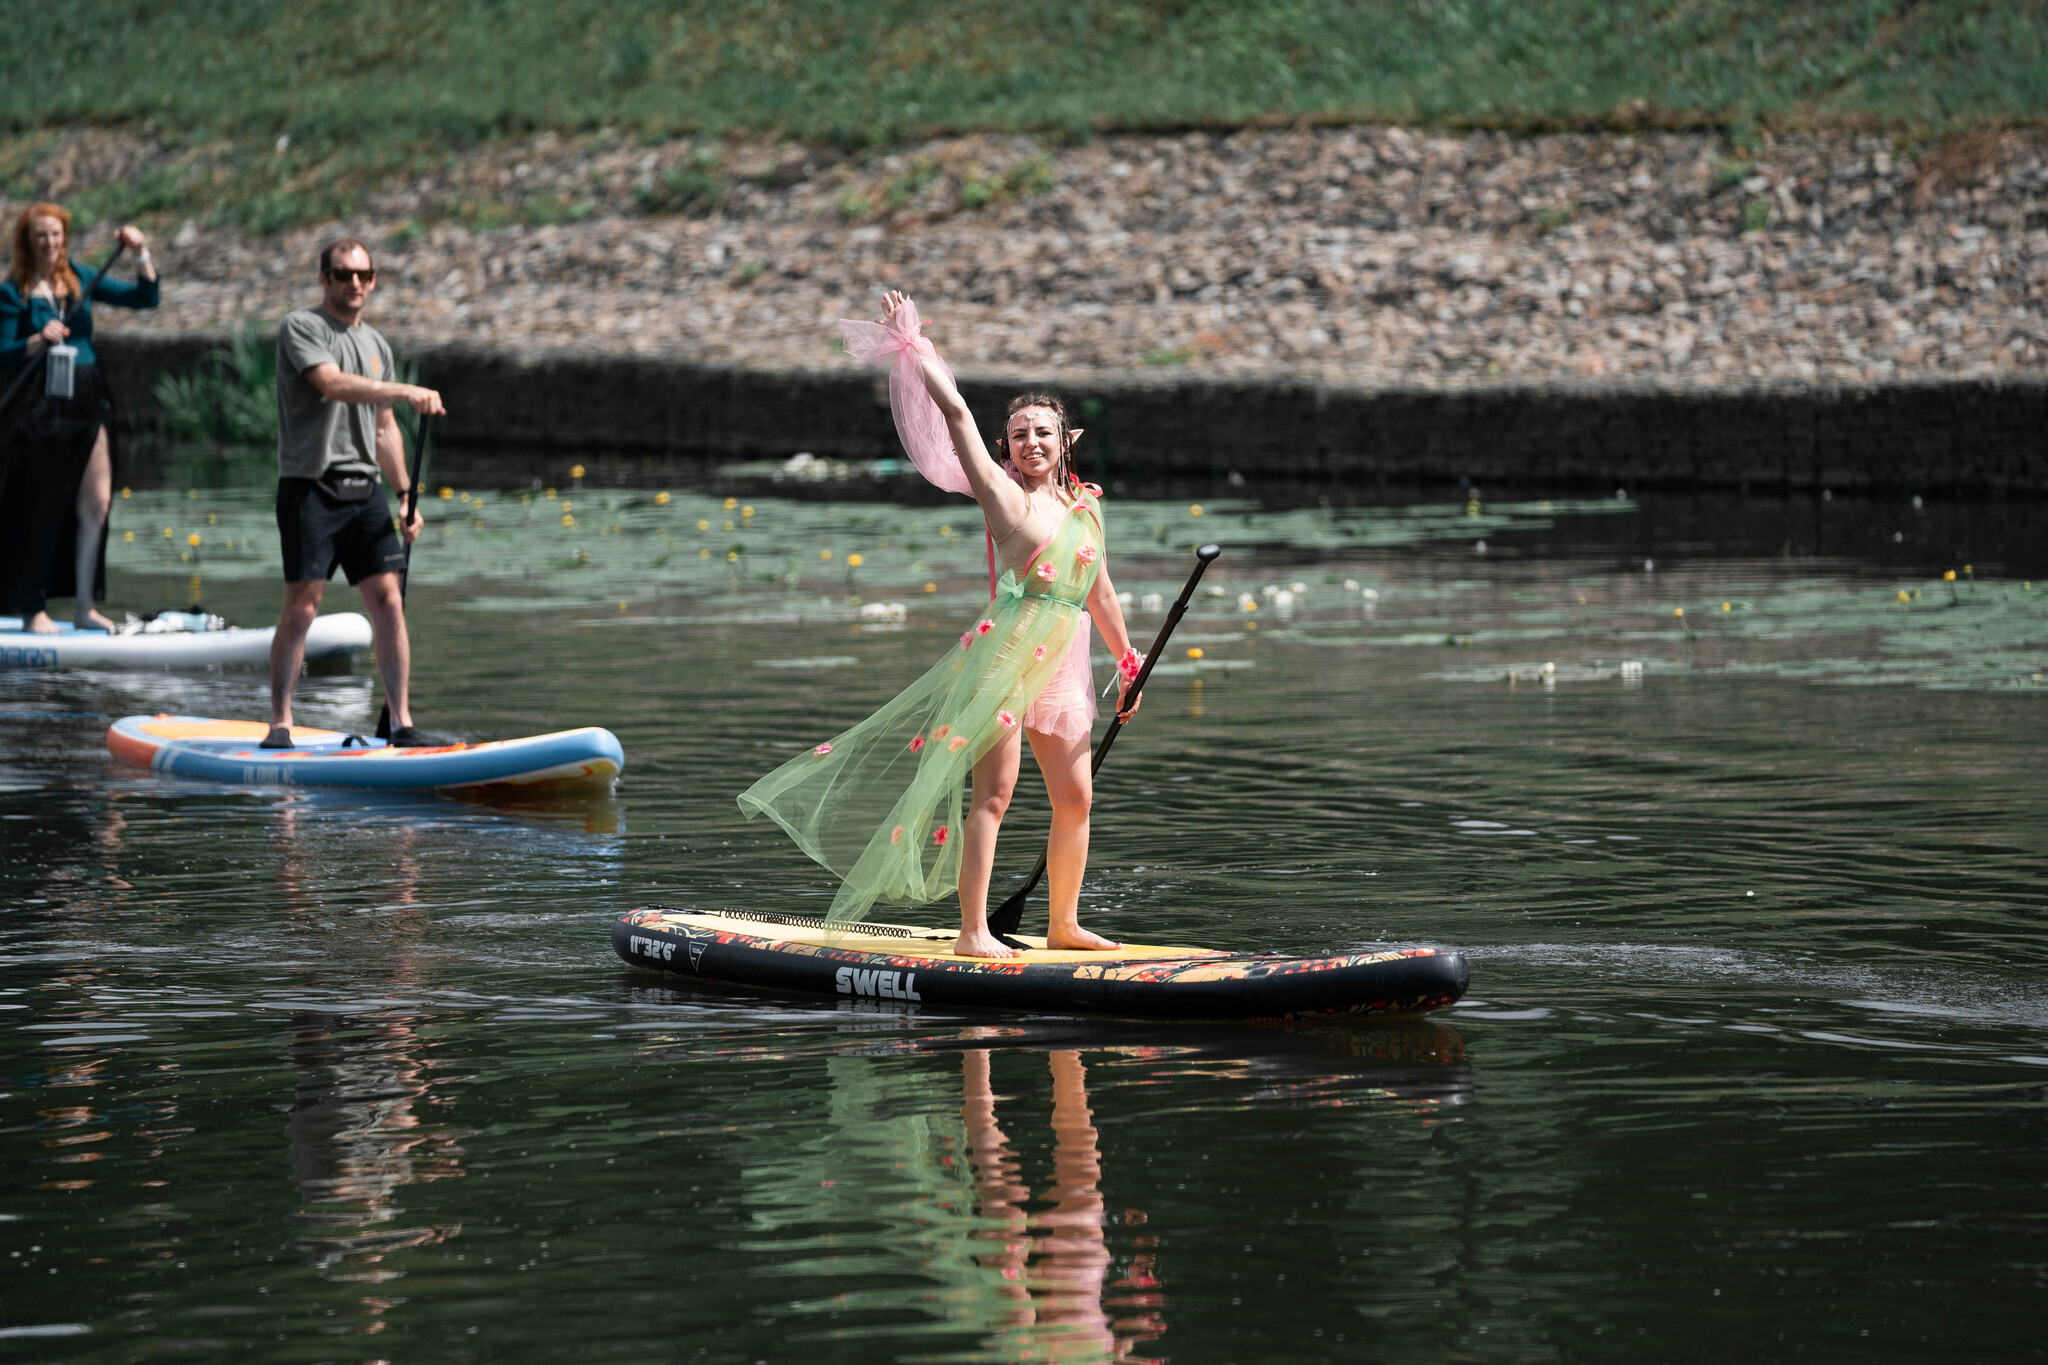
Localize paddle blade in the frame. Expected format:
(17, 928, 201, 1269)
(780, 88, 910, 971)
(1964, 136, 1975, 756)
(987, 873, 1037, 945)
(374, 703, 391, 741)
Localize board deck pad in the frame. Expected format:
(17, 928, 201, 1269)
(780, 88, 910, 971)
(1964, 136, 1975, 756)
(615, 907, 1469, 1020)
(108, 714, 624, 791)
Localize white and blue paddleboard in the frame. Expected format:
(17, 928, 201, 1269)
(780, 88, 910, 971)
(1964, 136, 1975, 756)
(108, 715, 624, 791)
(0, 612, 371, 671)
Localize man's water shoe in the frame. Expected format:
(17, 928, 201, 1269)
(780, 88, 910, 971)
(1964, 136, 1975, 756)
(390, 725, 459, 748)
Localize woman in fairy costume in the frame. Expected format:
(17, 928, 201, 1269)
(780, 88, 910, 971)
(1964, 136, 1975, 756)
(740, 291, 1143, 959)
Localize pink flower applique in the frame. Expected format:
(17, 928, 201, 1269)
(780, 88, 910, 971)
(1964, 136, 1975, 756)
(909, 735, 925, 752)
(997, 710, 1017, 729)
(814, 743, 833, 755)
(1075, 543, 1098, 565)
(948, 736, 968, 751)
(1033, 561, 1057, 582)
(976, 619, 994, 635)
(932, 825, 949, 846)
(933, 724, 951, 740)
(1033, 644, 1047, 661)
(960, 630, 974, 650)
(891, 825, 904, 845)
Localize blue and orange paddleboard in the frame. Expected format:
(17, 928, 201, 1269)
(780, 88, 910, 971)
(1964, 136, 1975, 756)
(108, 715, 623, 791)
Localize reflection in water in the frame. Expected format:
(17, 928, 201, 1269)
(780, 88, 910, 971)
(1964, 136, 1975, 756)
(285, 1012, 465, 1274)
(752, 1040, 1167, 1363)
(6, 472, 2047, 1361)
(963, 1049, 1165, 1364)
(273, 807, 464, 1285)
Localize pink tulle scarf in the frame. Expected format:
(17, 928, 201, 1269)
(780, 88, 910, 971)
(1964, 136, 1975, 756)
(838, 297, 973, 497)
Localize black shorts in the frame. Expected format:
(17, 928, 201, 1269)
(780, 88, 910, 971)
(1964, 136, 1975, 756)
(276, 478, 406, 586)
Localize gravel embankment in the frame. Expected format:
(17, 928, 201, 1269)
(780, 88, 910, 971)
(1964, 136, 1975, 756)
(15, 124, 2045, 387)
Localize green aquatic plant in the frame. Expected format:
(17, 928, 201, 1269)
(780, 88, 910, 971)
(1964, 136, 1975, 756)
(151, 324, 277, 446)
(104, 480, 2042, 696)
(153, 327, 422, 447)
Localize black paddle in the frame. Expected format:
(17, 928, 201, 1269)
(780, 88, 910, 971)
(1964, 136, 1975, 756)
(988, 541, 1224, 948)
(374, 412, 431, 741)
(0, 238, 127, 429)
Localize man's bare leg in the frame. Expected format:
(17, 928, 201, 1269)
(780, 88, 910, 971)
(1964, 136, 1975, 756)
(1029, 726, 1118, 950)
(269, 579, 327, 729)
(357, 571, 412, 731)
(955, 726, 1023, 959)
(71, 426, 115, 631)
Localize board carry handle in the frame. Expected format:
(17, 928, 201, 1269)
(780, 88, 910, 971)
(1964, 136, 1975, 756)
(988, 541, 1223, 946)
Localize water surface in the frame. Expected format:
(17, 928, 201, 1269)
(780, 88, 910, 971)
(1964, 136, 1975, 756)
(3, 466, 2045, 1362)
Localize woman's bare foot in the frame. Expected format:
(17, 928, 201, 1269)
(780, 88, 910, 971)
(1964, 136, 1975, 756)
(76, 608, 116, 632)
(1046, 926, 1122, 952)
(954, 928, 1022, 959)
(25, 611, 60, 634)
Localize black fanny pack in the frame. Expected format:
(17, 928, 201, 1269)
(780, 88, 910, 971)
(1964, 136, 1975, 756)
(315, 468, 378, 503)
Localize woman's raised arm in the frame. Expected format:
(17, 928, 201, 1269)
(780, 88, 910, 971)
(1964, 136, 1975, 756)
(882, 291, 1027, 530)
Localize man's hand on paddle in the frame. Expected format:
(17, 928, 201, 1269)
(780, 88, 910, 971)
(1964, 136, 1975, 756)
(399, 385, 446, 417)
(399, 501, 424, 544)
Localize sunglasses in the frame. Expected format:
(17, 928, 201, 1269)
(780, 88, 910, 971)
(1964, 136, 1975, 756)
(325, 267, 376, 284)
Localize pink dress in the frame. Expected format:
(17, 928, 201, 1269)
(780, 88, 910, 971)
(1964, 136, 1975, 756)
(1005, 499, 1098, 743)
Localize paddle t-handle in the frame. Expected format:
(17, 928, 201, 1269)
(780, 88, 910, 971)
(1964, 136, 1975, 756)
(988, 542, 1223, 945)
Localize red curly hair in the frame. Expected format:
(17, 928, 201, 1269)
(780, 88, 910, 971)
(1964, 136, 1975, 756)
(9, 203, 81, 302)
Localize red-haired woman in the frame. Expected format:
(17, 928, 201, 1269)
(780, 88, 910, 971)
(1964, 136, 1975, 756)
(0, 204, 158, 633)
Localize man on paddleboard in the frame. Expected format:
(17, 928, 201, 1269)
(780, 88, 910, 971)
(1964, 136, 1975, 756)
(264, 238, 449, 749)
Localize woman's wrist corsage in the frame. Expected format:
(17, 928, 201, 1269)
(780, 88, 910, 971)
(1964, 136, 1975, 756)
(1116, 648, 1144, 683)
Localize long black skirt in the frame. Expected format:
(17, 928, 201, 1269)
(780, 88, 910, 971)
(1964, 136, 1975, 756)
(0, 362, 115, 618)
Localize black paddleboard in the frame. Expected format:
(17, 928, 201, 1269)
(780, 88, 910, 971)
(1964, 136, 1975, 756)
(614, 907, 1468, 1021)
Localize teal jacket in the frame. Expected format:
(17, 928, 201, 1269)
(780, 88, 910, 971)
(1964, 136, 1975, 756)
(0, 258, 160, 372)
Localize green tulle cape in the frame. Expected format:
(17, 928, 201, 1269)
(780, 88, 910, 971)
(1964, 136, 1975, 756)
(739, 500, 1104, 923)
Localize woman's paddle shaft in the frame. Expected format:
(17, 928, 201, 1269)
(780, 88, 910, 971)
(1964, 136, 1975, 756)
(375, 413, 430, 740)
(988, 542, 1223, 943)
(0, 239, 126, 427)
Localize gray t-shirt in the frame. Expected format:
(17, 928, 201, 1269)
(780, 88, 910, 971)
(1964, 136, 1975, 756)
(275, 307, 394, 481)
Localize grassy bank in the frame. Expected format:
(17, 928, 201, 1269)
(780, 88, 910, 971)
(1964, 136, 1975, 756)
(4, 1, 2041, 231)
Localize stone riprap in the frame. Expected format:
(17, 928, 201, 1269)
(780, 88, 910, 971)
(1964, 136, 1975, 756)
(16, 124, 2044, 387)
